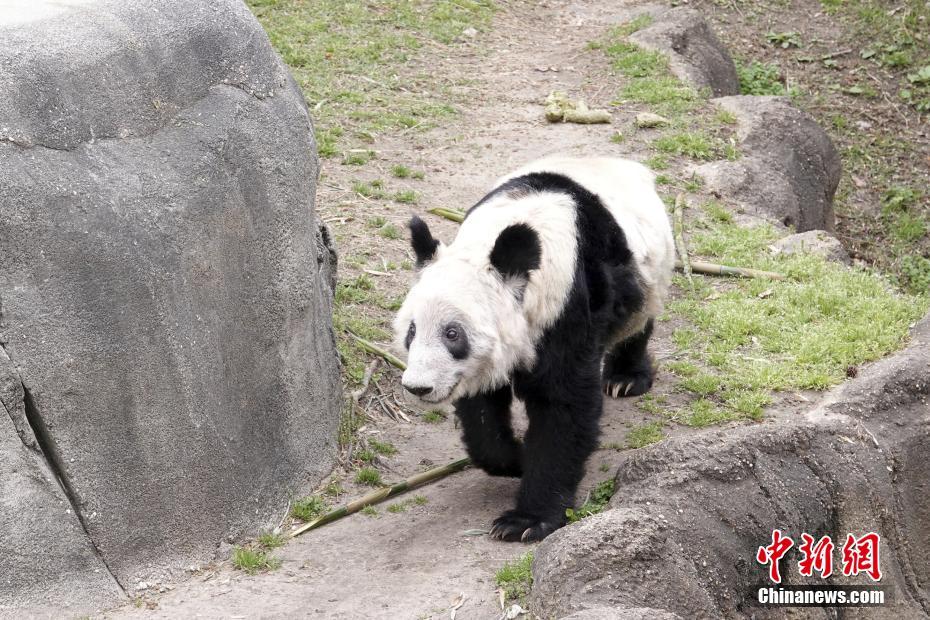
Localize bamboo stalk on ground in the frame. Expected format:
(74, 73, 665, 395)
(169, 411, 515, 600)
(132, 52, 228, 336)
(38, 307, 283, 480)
(290, 457, 472, 537)
(427, 206, 465, 223)
(672, 193, 693, 289)
(427, 204, 785, 280)
(680, 260, 785, 280)
(348, 332, 407, 370)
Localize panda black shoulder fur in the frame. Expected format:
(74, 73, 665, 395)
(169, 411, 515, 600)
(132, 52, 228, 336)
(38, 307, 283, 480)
(394, 156, 674, 542)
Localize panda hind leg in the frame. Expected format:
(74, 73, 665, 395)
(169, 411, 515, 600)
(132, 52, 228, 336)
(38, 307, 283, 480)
(602, 319, 655, 398)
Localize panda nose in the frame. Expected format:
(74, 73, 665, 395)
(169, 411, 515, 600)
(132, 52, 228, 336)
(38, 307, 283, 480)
(404, 384, 433, 397)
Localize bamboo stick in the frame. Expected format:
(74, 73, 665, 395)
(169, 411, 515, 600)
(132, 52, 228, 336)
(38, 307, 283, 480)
(681, 260, 785, 280)
(672, 193, 693, 289)
(290, 457, 471, 537)
(348, 332, 407, 370)
(427, 206, 465, 223)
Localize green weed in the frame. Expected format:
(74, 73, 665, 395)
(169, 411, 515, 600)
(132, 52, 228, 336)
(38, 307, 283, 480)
(355, 467, 382, 486)
(232, 546, 281, 574)
(626, 421, 665, 448)
(496, 552, 534, 604)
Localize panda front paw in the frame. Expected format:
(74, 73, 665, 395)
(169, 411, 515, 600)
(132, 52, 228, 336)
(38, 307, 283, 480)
(603, 369, 654, 398)
(489, 509, 562, 542)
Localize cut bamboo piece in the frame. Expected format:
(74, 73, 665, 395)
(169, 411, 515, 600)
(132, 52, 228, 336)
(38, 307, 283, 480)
(427, 206, 465, 223)
(290, 457, 471, 537)
(348, 332, 406, 370)
(681, 260, 786, 280)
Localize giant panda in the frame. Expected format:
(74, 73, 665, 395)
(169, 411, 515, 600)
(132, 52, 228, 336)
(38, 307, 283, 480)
(393, 156, 674, 542)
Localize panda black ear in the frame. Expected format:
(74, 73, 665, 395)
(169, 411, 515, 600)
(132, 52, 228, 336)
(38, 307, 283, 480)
(409, 216, 439, 267)
(489, 223, 541, 301)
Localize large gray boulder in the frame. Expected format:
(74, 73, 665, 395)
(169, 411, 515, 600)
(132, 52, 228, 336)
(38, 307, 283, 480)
(531, 316, 930, 618)
(0, 0, 341, 614)
(695, 96, 842, 232)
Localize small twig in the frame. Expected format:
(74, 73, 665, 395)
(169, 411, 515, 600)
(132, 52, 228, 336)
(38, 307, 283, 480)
(348, 333, 406, 370)
(673, 193, 694, 290)
(289, 457, 471, 537)
(351, 359, 380, 403)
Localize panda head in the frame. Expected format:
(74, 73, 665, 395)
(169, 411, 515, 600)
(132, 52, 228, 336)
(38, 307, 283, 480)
(393, 215, 541, 403)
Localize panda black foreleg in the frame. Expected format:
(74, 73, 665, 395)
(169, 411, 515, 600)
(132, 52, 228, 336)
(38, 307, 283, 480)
(491, 365, 602, 542)
(602, 318, 655, 398)
(453, 384, 523, 477)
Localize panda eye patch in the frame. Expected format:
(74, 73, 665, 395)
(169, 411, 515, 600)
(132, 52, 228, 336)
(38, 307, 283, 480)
(405, 321, 416, 349)
(441, 322, 470, 360)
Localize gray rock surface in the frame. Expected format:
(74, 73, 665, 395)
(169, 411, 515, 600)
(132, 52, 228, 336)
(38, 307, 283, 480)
(630, 8, 740, 96)
(0, 0, 340, 613)
(695, 96, 842, 232)
(770, 230, 852, 264)
(531, 316, 930, 618)
(1, 349, 125, 615)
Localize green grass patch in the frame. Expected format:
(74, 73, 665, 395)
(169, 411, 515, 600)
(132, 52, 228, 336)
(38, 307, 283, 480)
(232, 546, 281, 574)
(369, 439, 397, 455)
(393, 189, 418, 204)
(664, 218, 928, 425)
(248, 0, 495, 157)
(599, 24, 699, 116)
(496, 552, 534, 604)
(386, 495, 428, 513)
(361, 505, 378, 517)
(654, 131, 716, 160)
(355, 466, 383, 486)
(626, 421, 665, 448)
(379, 223, 402, 239)
(422, 410, 446, 423)
(257, 531, 287, 549)
(645, 154, 670, 171)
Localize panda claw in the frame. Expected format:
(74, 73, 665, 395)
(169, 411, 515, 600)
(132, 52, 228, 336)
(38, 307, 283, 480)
(490, 510, 561, 543)
(603, 371, 654, 399)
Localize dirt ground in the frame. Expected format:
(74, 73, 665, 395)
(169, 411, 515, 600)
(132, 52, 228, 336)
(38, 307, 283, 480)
(102, 0, 923, 618)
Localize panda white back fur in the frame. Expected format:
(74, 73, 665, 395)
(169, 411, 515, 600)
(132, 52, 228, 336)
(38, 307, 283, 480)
(394, 156, 674, 542)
